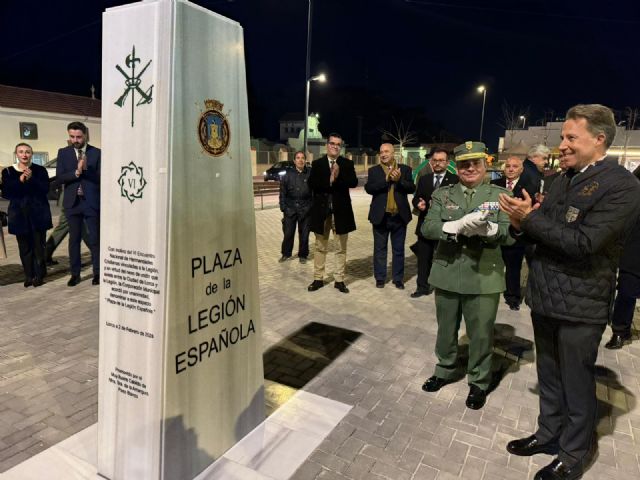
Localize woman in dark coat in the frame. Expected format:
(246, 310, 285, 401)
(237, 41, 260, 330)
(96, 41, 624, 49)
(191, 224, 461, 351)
(1, 143, 52, 286)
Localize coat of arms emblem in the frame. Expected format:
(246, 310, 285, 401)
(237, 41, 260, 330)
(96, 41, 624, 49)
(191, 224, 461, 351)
(198, 99, 230, 157)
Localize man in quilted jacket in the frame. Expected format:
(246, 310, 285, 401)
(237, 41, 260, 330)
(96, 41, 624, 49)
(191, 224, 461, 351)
(499, 104, 640, 480)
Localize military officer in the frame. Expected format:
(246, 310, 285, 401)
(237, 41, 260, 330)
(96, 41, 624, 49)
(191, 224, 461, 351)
(420, 141, 514, 410)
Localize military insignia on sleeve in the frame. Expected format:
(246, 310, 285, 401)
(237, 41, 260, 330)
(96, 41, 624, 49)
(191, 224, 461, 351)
(198, 99, 230, 157)
(565, 206, 580, 223)
(579, 181, 599, 196)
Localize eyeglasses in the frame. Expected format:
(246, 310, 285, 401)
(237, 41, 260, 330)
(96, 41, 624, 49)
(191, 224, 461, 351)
(430, 158, 448, 163)
(327, 142, 342, 147)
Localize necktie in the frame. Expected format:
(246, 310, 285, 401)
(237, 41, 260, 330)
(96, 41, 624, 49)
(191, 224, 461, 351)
(507, 179, 513, 191)
(465, 189, 475, 207)
(328, 159, 335, 213)
(77, 150, 84, 196)
(434, 175, 442, 189)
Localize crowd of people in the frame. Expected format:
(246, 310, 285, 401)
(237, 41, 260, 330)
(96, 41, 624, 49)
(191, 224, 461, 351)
(278, 104, 640, 480)
(0, 121, 101, 288)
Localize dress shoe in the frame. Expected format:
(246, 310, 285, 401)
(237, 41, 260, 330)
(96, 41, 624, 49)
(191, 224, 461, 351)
(393, 281, 404, 290)
(23, 279, 33, 287)
(278, 255, 291, 262)
(411, 289, 429, 298)
(46, 258, 59, 266)
(299, 257, 307, 264)
(376, 280, 385, 288)
(465, 384, 487, 410)
(605, 333, 631, 349)
(334, 281, 349, 293)
(92, 275, 100, 285)
(32, 277, 44, 287)
(507, 435, 558, 456)
(422, 375, 450, 392)
(508, 303, 520, 311)
(308, 280, 324, 291)
(534, 459, 583, 480)
(67, 275, 81, 287)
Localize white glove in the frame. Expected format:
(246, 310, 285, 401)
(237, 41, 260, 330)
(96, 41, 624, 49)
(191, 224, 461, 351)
(462, 221, 499, 237)
(442, 211, 488, 239)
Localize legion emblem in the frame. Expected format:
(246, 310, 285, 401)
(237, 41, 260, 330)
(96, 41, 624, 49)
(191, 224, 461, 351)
(198, 99, 230, 157)
(114, 45, 154, 127)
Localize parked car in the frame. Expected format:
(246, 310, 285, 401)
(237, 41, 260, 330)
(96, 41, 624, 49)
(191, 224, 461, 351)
(263, 161, 293, 181)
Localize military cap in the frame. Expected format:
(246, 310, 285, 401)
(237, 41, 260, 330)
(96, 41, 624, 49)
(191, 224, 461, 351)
(454, 141, 488, 161)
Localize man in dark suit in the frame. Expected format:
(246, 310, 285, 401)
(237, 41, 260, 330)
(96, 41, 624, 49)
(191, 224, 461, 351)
(491, 156, 526, 309)
(307, 133, 358, 293)
(364, 143, 415, 289)
(56, 121, 101, 286)
(501, 104, 640, 479)
(519, 144, 549, 201)
(604, 204, 640, 349)
(411, 148, 458, 297)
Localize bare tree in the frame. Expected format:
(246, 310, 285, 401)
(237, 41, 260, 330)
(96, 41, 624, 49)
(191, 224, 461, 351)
(498, 100, 530, 150)
(380, 117, 418, 162)
(621, 107, 639, 164)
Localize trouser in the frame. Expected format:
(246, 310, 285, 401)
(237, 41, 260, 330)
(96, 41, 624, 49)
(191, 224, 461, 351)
(45, 207, 89, 259)
(313, 215, 348, 282)
(610, 270, 640, 336)
(372, 214, 406, 282)
(501, 243, 526, 304)
(68, 208, 100, 277)
(532, 313, 605, 466)
(433, 289, 500, 390)
(416, 236, 437, 292)
(16, 230, 46, 281)
(281, 212, 310, 258)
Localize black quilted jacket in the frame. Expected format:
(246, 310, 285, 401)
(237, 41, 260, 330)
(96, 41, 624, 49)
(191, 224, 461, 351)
(521, 159, 640, 324)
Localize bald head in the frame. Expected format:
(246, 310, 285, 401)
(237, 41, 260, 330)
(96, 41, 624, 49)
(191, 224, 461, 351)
(379, 143, 395, 165)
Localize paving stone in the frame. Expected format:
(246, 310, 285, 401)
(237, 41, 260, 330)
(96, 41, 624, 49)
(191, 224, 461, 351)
(2, 193, 640, 477)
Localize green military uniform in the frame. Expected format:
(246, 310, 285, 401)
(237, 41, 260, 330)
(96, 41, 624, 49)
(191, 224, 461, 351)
(421, 145, 514, 391)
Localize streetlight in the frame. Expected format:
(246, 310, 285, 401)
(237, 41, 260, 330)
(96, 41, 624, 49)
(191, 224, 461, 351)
(519, 115, 527, 129)
(477, 85, 487, 141)
(303, 73, 326, 158)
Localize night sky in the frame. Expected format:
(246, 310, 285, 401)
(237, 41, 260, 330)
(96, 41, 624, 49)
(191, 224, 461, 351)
(1, 0, 638, 151)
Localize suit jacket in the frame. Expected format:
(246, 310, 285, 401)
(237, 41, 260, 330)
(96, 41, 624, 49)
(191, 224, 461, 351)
(308, 155, 358, 235)
(413, 171, 458, 236)
(519, 159, 542, 200)
(490, 176, 525, 199)
(364, 163, 415, 226)
(56, 144, 101, 215)
(422, 182, 514, 294)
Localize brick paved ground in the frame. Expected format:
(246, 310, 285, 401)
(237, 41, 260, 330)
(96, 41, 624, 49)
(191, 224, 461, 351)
(1, 190, 639, 478)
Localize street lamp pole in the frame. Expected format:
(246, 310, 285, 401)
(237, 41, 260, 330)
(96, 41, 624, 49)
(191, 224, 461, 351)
(477, 85, 487, 141)
(303, 0, 313, 160)
(520, 115, 527, 129)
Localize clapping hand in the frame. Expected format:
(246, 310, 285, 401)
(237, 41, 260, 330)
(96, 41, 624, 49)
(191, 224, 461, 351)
(330, 162, 340, 184)
(388, 167, 401, 182)
(499, 189, 539, 230)
(20, 167, 32, 183)
(442, 211, 488, 240)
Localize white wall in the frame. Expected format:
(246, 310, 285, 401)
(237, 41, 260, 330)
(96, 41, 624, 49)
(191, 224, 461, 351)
(0, 107, 101, 167)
